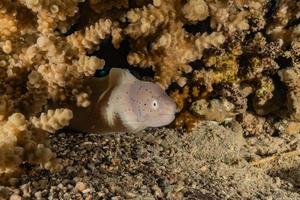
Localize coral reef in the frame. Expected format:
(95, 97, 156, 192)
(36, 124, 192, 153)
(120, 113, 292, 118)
(0, 0, 109, 176)
(190, 98, 235, 122)
(1, 0, 300, 177)
(122, 0, 226, 89)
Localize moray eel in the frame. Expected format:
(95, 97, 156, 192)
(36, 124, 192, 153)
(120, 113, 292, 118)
(69, 68, 177, 134)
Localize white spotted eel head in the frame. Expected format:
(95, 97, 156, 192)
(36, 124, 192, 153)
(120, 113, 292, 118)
(107, 68, 177, 131)
(129, 81, 177, 128)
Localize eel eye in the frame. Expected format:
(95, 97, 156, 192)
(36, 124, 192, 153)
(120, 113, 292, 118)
(151, 100, 159, 110)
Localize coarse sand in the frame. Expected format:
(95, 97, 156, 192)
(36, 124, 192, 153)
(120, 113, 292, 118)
(1, 121, 300, 200)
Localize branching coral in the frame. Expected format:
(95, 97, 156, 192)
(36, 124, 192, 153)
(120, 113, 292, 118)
(120, 0, 300, 132)
(182, 0, 209, 22)
(0, 111, 69, 174)
(190, 98, 235, 122)
(267, 0, 300, 43)
(67, 18, 112, 53)
(31, 109, 73, 133)
(193, 51, 239, 92)
(0, 0, 110, 176)
(207, 0, 269, 33)
(252, 76, 276, 116)
(125, 0, 225, 89)
(19, 0, 80, 34)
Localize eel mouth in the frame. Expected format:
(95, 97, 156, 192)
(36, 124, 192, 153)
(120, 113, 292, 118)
(148, 114, 176, 128)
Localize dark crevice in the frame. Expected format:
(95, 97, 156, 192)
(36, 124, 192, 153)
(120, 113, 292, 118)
(275, 56, 293, 70)
(264, 0, 279, 26)
(286, 17, 300, 29)
(183, 17, 213, 34)
(62, 2, 93, 36)
(93, 39, 155, 79)
(261, 0, 279, 40)
(129, 0, 153, 8)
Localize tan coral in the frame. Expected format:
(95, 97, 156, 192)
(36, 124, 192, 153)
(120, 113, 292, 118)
(0, 8, 18, 40)
(20, 0, 80, 34)
(193, 52, 239, 92)
(128, 23, 225, 88)
(71, 89, 91, 107)
(252, 76, 276, 116)
(207, 0, 269, 34)
(125, 0, 226, 89)
(207, 1, 247, 33)
(267, 0, 300, 43)
(182, 0, 209, 22)
(31, 108, 73, 133)
(0, 113, 60, 172)
(190, 98, 236, 122)
(124, 2, 171, 39)
(67, 18, 112, 53)
(31, 34, 104, 103)
(1, 40, 13, 54)
(278, 67, 300, 121)
(170, 86, 190, 112)
(77, 55, 105, 76)
(111, 22, 123, 49)
(0, 0, 116, 176)
(0, 143, 24, 171)
(175, 111, 199, 132)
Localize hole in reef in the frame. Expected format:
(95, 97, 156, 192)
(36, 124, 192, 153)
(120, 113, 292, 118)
(129, 0, 153, 8)
(275, 56, 293, 70)
(94, 39, 131, 69)
(166, 82, 181, 94)
(264, 0, 279, 27)
(183, 17, 213, 34)
(62, 2, 94, 36)
(93, 38, 155, 79)
(237, 53, 252, 77)
(286, 17, 300, 29)
(189, 59, 205, 71)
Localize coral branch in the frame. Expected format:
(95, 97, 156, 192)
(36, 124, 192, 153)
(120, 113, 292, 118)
(67, 18, 112, 53)
(31, 109, 73, 133)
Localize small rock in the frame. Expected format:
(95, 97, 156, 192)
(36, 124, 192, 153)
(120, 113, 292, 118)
(97, 192, 105, 197)
(87, 163, 95, 172)
(151, 185, 163, 198)
(20, 183, 31, 198)
(125, 191, 137, 198)
(75, 182, 87, 192)
(265, 196, 273, 200)
(63, 193, 71, 199)
(9, 194, 22, 200)
(82, 188, 91, 194)
(34, 191, 43, 199)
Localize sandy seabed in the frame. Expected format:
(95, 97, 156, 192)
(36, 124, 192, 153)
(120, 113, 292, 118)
(0, 121, 300, 200)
